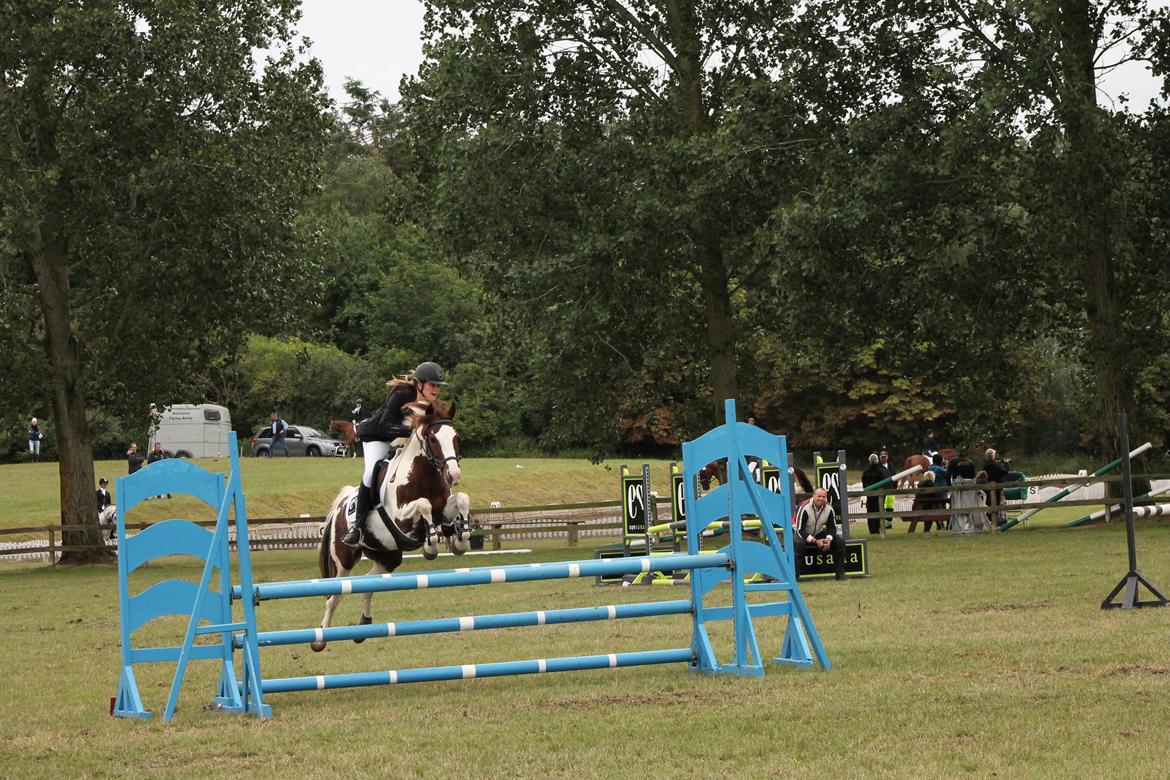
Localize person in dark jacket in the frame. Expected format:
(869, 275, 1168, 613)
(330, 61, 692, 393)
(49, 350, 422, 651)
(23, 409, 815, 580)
(28, 417, 44, 462)
(127, 442, 145, 475)
(861, 453, 890, 535)
(982, 448, 1011, 522)
(343, 361, 448, 546)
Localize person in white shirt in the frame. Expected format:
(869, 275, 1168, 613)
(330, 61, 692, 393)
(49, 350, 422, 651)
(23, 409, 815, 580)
(794, 488, 846, 580)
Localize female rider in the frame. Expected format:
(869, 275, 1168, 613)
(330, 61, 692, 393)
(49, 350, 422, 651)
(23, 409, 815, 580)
(342, 361, 447, 546)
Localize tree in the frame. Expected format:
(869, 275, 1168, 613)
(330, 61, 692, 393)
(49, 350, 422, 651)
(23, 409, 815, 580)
(0, 1, 328, 561)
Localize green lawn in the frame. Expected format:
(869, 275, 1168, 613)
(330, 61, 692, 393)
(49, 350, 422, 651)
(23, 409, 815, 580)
(2, 518, 1169, 778)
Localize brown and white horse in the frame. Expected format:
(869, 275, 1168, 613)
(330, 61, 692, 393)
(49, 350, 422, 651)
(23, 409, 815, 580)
(311, 402, 471, 652)
(328, 419, 357, 457)
(697, 459, 815, 495)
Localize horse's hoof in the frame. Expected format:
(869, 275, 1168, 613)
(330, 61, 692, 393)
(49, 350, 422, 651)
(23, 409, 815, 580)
(451, 538, 468, 555)
(459, 530, 471, 541)
(310, 640, 326, 652)
(422, 543, 438, 560)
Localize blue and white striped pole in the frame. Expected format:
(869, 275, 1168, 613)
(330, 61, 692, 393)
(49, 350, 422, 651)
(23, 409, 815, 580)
(261, 649, 695, 693)
(239, 600, 694, 649)
(241, 553, 730, 602)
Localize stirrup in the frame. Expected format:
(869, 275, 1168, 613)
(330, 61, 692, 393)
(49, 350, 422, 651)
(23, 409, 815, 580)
(342, 524, 362, 545)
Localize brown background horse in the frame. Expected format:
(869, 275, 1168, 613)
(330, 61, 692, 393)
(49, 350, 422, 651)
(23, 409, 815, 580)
(328, 419, 357, 457)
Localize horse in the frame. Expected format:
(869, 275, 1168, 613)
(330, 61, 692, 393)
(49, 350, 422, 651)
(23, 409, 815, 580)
(697, 458, 814, 494)
(328, 419, 357, 457)
(311, 401, 471, 652)
(901, 447, 958, 488)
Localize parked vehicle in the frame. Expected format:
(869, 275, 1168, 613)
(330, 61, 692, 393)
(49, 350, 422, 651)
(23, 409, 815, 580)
(250, 424, 346, 457)
(148, 404, 232, 459)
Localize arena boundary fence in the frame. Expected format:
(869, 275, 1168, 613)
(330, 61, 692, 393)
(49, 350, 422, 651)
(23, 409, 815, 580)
(112, 403, 829, 721)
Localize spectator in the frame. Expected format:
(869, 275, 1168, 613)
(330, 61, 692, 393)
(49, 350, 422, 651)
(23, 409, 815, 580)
(910, 471, 947, 532)
(878, 447, 895, 529)
(982, 448, 1012, 523)
(147, 442, 171, 498)
(794, 488, 846, 579)
(269, 412, 290, 457)
(28, 417, 43, 463)
(862, 453, 888, 535)
(929, 452, 949, 487)
(148, 403, 162, 436)
(922, 428, 939, 458)
(352, 399, 369, 426)
(127, 442, 144, 475)
(97, 477, 116, 541)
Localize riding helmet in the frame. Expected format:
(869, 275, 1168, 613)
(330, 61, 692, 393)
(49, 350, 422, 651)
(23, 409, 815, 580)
(414, 361, 447, 386)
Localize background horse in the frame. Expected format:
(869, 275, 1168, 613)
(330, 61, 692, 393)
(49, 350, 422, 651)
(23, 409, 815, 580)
(328, 419, 357, 457)
(697, 458, 814, 494)
(902, 447, 958, 487)
(312, 402, 471, 652)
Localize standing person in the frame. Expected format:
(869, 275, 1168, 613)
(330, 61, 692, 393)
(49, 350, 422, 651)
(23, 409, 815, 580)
(878, 447, 895, 529)
(127, 442, 144, 475)
(862, 453, 887, 535)
(794, 488, 846, 579)
(982, 448, 1011, 525)
(147, 442, 171, 498)
(343, 361, 447, 546)
(27, 417, 43, 462)
(269, 412, 290, 457)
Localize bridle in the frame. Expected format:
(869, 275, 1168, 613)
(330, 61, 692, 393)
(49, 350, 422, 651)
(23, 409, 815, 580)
(415, 418, 461, 480)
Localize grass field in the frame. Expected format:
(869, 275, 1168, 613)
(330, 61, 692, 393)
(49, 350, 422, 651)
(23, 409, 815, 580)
(3, 513, 1170, 778)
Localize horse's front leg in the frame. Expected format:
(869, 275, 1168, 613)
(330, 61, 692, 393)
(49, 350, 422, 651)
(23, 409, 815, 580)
(442, 492, 472, 555)
(397, 497, 439, 560)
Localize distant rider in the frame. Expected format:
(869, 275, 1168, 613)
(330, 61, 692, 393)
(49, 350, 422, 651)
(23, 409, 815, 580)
(342, 362, 447, 546)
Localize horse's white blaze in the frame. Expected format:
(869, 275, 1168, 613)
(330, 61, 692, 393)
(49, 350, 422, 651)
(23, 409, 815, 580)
(568, 563, 580, 578)
(537, 611, 546, 625)
(459, 616, 474, 631)
(417, 574, 429, 589)
(607, 605, 616, 619)
(431, 425, 461, 485)
(608, 654, 618, 668)
(315, 675, 325, 690)
(461, 664, 476, 679)
(490, 569, 506, 583)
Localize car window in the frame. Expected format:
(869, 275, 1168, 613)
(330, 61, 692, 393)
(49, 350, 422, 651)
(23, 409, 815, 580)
(301, 427, 323, 437)
(256, 429, 271, 439)
(287, 427, 302, 438)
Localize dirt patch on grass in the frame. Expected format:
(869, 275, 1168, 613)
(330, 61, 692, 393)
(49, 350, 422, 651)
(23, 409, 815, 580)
(1102, 665, 1170, 677)
(542, 689, 720, 710)
(955, 601, 1052, 614)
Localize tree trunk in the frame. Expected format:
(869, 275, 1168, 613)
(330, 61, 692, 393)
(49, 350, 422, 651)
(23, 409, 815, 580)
(1053, 1, 1132, 461)
(664, 0, 739, 421)
(31, 208, 110, 563)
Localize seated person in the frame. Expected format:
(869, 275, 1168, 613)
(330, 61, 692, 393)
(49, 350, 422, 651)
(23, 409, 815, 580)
(794, 488, 846, 580)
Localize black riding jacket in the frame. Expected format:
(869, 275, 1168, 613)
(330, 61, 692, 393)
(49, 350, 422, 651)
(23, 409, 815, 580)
(358, 384, 431, 442)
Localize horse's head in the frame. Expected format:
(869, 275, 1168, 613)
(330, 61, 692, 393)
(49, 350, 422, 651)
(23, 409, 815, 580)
(406, 402, 462, 486)
(698, 460, 727, 491)
(328, 420, 340, 435)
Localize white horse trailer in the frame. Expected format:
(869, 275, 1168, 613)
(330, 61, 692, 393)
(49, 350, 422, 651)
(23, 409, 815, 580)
(148, 404, 233, 459)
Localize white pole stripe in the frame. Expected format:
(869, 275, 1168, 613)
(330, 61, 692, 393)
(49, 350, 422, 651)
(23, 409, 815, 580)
(314, 628, 323, 643)
(537, 611, 546, 625)
(455, 567, 470, 573)
(640, 558, 651, 572)
(459, 616, 474, 631)
(461, 664, 476, 679)
(608, 654, 618, 668)
(341, 580, 352, 595)
(389, 670, 398, 684)
(568, 563, 580, 578)
(538, 659, 547, 672)
(386, 622, 396, 637)
(315, 675, 325, 690)
(490, 569, 506, 583)
(417, 574, 428, 589)
(607, 605, 616, 619)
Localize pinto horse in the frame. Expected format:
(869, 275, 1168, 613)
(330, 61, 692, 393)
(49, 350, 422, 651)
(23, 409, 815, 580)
(328, 419, 357, 457)
(311, 401, 471, 652)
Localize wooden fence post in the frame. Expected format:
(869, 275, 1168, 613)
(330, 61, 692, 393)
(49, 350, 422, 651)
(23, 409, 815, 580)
(567, 521, 579, 548)
(48, 527, 57, 565)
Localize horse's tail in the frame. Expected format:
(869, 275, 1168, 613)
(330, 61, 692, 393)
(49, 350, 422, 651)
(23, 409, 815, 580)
(793, 466, 814, 494)
(319, 486, 351, 579)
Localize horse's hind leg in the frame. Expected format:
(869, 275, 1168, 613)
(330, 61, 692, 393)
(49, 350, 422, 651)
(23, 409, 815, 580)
(443, 492, 472, 555)
(312, 511, 358, 652)
(352, 560, 389, 643)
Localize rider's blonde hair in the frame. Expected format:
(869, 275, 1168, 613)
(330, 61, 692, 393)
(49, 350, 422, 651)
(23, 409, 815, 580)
(386, 370, 417, 389)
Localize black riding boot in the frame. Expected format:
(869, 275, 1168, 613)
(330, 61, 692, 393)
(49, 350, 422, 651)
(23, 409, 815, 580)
(342, 483, 373, 546)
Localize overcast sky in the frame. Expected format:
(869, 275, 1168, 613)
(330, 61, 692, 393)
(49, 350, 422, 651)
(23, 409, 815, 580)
(295, 1, 1164, 111)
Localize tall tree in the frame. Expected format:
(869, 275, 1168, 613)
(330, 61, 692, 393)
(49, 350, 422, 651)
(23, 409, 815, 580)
(0, 1, 328, 561)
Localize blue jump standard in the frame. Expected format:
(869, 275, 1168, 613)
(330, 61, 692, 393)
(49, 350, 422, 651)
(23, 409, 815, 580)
(262, 649, 696, 693)
(236, 553, 730, 602)
(238, 600, 694, 648)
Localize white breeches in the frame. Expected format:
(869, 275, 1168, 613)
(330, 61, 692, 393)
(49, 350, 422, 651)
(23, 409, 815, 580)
(361, 440, 393, 488)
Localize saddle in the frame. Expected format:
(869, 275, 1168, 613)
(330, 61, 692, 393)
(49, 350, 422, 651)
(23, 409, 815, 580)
(360, 450, 427, 552)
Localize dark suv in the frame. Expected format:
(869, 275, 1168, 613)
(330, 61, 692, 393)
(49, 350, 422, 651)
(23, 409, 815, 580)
(251, 425, 346, 457)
